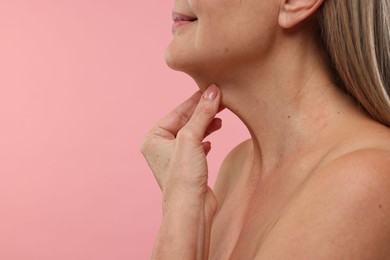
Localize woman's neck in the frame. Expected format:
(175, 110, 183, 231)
(189, 34, 363, 177)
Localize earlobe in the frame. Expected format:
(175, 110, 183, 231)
(278, 0, 325, 29)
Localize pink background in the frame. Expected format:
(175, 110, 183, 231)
(0, 1, 248, 259)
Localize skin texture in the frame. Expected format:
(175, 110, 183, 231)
(141, 0, 390, 259)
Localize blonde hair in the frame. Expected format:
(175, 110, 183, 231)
(318, 0, 390, 126)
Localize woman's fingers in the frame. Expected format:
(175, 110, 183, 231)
(153, 91, 203, 138)
(202, 118, 222, 155)
(178, 85, 221, 142)
(204, 118, 222, 138)
(202, 141, 212, 156)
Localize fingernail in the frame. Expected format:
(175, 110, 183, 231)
(203, 85, 218, 101)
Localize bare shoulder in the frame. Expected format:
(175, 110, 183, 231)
(313, 126, 390, 194)
(256, 146, 390, 259)
(309, 124, 390, 212)
(318, 146, 390, 186)
(213, 138, 252, 206)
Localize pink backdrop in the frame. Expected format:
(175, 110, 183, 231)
(0, 1, 249, 259)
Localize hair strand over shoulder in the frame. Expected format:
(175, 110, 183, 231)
(318, 0, 390, 127)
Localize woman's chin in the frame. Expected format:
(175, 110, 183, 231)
(164, 50, 195, 73)
(164, 48, 229, 94)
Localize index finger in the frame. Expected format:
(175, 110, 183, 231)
(178, 85, 221, 141)
(155, 90, 203, 136)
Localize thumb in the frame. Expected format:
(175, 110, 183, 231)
(177, 84, 221, 141)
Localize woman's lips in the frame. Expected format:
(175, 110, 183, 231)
(172, 12, 198, 32)
(172, 12, 197, 22)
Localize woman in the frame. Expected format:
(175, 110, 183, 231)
(141, 0, 390, 259)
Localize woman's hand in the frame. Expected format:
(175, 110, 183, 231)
(141, 84, 223, 259)
(140, 84, 223, 212)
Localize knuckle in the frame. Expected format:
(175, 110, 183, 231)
(139, 136, 152, 154)
(177, 128, 197, 141)
(139, 142, 147, 155)
(139, 126, 162, 153)
(174, 109, 190, 126)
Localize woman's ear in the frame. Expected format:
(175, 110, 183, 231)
(278, 0, 325, 29)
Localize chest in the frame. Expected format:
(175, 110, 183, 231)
(208, 171, 306, 260)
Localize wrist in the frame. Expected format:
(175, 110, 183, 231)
(162, 187, 218, 220)
(162, 192, 205, 218)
